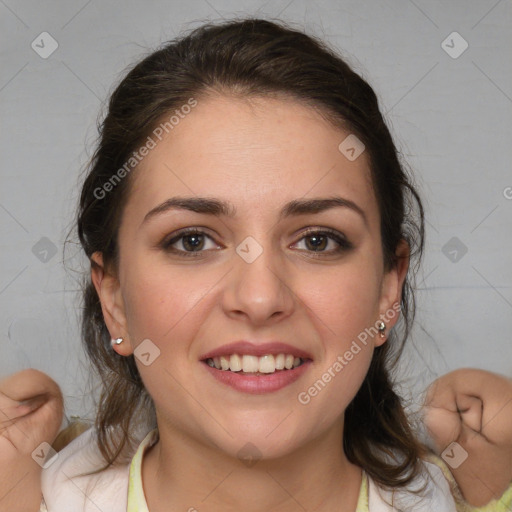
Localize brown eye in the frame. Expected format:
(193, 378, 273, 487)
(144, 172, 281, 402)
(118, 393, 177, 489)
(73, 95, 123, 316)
(162, 229, 219, 257)
(293, 229, 353, 254)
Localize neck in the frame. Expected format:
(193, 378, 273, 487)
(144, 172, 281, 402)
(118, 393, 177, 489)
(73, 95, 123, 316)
(142, 417, 363, 512)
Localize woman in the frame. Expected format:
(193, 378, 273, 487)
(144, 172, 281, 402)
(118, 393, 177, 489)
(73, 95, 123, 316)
(1, 17, 511, 511)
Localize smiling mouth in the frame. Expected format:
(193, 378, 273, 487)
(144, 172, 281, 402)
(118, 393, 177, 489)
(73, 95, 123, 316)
(203, 353, 309, 375)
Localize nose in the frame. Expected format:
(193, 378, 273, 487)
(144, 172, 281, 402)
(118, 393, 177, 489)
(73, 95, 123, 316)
(221, 238, 295, 326)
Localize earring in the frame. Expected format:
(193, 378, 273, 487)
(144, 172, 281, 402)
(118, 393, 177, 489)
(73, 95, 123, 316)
(111, 337, 124, 346)
(376, 321, 386, 339)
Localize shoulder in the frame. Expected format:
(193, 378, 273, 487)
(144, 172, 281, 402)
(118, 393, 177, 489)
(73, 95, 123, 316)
(41, 426, 145, 512)
(367, 457, 457, 511)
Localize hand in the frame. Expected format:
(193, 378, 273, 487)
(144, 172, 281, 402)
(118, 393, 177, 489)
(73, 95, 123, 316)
(0, 369, 64, 511)
(423, 368, 512, 507)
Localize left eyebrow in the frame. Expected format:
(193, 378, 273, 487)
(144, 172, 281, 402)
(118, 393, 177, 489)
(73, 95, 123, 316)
(281, 197, 367, 227)
(140, 195, 368, 228)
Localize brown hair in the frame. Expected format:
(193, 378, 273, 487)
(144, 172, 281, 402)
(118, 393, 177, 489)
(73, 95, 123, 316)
(67, 17, 427, 486)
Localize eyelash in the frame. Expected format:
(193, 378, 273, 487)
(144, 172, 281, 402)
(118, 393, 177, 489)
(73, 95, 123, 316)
(161, 227, 353, 258)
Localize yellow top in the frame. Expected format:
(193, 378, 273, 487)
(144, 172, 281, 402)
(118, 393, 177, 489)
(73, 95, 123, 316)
(126, 428, 511, 512)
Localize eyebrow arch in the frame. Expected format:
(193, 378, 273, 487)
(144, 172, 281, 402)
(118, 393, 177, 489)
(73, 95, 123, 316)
(141, 196, 368, 227)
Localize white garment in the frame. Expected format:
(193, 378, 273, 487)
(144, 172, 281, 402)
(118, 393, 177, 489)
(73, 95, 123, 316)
(41, 428, 132, 512)
(41, 427, 457, 511)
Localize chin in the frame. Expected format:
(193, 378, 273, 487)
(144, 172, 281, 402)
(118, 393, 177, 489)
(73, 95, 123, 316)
(199, 417, 313, 463)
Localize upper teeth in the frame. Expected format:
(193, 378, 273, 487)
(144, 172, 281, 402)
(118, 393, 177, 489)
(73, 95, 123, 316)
(206, 354, 303, 373)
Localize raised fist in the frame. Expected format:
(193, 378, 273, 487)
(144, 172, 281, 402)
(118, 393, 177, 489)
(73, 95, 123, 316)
(0, 369, 64, 511)
(423, 368, 512, 507)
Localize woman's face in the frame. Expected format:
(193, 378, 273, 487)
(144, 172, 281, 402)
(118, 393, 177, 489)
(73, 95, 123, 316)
(92, 94, 408, 459)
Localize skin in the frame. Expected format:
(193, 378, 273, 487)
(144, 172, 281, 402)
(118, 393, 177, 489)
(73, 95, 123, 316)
(0, 369, 63, 511)
(0, 98, 509, 511)
(423, 368, 512, 507)
(91, 93, 409, 512)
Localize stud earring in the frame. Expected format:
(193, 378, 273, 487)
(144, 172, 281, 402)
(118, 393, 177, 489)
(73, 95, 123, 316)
(111, 337, 124, 346)
(376, 321, 386, 338)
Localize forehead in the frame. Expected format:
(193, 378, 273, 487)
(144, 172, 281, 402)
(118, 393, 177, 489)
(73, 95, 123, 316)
(124, 93, 377, 226)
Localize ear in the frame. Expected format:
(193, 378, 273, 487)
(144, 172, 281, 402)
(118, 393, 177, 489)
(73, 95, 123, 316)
(90, 251, 133, 356)
(375, 238, 410, 347)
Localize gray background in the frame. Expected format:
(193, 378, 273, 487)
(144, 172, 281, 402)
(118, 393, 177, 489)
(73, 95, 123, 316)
(1, 0, 511, 424)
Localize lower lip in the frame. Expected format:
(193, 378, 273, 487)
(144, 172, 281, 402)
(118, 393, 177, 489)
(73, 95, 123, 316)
(201, 360, 312, 394)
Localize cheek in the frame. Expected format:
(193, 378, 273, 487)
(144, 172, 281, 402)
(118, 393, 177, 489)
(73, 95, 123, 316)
(302, 258, 382, 344)
(297, 338, 373, 432)
(297, 256, 381, 409)
(120, 258, 209, 345)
